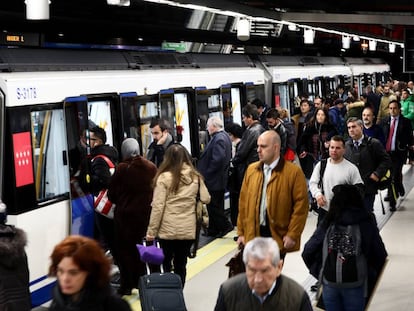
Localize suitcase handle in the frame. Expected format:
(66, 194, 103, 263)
(142, 238, 165, 275)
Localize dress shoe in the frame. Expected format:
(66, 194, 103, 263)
(215, 225, 234, 238)
(202, 230, 219, 237)
(310, 281, 320, 292)
(390, 206, 397, 212)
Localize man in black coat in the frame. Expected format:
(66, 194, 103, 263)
(344, 117, 392, 212)
(198, 116, 233, 237)
(380, 100, 414, 210)
(88, 126, 119, 257)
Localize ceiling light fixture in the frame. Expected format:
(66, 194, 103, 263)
(237, 18, 250, 41)
(342, 36, 351, 49)
(25, 0, 50, 20)
(303, 29, 314, 44)
(369, 40, 377, 51)
(107, 0, 130, 6)
(142, 0, 403, 50)
(288, 24, 298, 31)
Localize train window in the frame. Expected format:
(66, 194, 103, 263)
(88, 100, 114, 146)
(31, 109, 70, 201)
(230, 88, 242, 125)
(275, 84, 289, 110)
(174, 92, 192, 152)
(139, 100, 158, 154)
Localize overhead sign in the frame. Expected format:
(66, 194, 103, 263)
(0, 32, 41, 47)
(161, 41, 186, 53)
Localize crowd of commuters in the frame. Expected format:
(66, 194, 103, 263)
(1, 79, 414, 310)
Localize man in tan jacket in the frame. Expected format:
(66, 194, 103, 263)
(237, 131, 309, 258)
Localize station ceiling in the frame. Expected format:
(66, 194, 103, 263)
(0, 0, 413, 56)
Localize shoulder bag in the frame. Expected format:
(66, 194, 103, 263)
(93, 155, 116, 219)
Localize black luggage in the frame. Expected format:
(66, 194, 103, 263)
(138, 240, 187, 311)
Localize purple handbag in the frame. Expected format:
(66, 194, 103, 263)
(136, 242, 165, 265)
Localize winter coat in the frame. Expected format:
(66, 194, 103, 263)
(0, 224, 31, 311)
(198, 130, 232, 191)
(401, 94, 414, 128)
(215, 274, 312, 311)
(49, 285, 131, 311)
(298, 122, 337, 161)
(89, 144, 119, 196)
(146, 133, 174, 167)
(107, 155, 157, 287)
(237, 158, 309, 253)
(147, 164, 211, 240)
(232, 121, 265, 185)
(344, 136, 392, 194)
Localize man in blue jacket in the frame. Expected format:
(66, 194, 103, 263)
(198, 116, 233, 237)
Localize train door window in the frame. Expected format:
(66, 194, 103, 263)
(159, 90, 176, 138)
(230, 87, 242, 125)
(245, 84, 265, 106)
(174, 92, 192, 153)
(314, 78, 323, 98)
(121, 94, 159, 157)
(195, 88, 221, 153)
(138, 97, 159, 156)
(31, 109, 70, 201)
(87, 100, 114, 146)
(221, 86, 232, 127)
(221, 84, 243, 127)
(306, 79, 315, 101)
(288, 80, 299, 116)
(273, 83, 289, 110)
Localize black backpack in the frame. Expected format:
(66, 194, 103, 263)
(321, 224, 367, 288)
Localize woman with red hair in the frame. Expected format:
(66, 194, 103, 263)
(49, 235, 131, 311)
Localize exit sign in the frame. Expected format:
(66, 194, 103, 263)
(162, 41, 186, 53)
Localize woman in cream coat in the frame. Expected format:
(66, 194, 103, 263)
(146, 143, 210, 287)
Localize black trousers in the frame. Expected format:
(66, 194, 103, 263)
(159, 239, 193, 287)
(207, 190, 232, 234)
(94, 211, 117, 263)
(388, 152, 405, 206)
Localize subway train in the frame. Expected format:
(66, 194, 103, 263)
(0, 47, 391, 306)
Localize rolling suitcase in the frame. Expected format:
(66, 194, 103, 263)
(138, 240, 187, 311)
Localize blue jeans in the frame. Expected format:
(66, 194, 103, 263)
(323, 283, 365, 311)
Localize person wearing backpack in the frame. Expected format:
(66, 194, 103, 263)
(302, 184, 387, 311)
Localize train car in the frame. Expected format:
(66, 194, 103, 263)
(0, 47, 391, 307)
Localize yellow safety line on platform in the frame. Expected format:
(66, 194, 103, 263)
(186, 231, 237, 280)
(123, 230, 238, 311)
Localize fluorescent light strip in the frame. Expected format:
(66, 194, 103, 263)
(142, 0, 403, 47)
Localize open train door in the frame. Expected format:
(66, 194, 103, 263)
(220, 83, 244, 127)
(159, 88, 194, 156)
(119, 92, 160, 157)
(63, 96, 94, 237)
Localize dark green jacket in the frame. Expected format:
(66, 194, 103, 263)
(214, 274, 312, 311)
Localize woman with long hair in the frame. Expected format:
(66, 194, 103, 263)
(298, 107, 337, 178)
(146, 143, 210, 287)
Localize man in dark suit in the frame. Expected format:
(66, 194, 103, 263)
(198, 116, 233, 237)
(380, 100, 414, 211)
